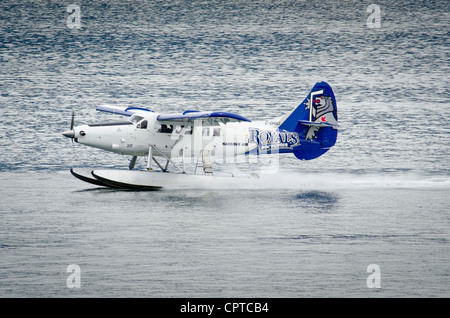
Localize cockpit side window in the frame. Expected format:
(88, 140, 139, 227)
(137, 120, 147, 129)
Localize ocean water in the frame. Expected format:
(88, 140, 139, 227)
(0, 0, 449, 298)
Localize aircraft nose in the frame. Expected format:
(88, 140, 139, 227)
(62, 129, 75, 138)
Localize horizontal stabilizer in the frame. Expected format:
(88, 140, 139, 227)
(298, 120, 339, 128)
(157, 111, 251, 123)
(96, 105, 153, 116)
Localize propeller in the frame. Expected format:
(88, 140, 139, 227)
(62, 110, 76, 142)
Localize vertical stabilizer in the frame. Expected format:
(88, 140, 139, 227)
(279, 82, 338, 160)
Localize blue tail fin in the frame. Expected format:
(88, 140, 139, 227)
(279, 81, 338, 160)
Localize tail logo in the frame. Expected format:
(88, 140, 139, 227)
(312, 96, 335, 120)
(305, 91, 338, 141)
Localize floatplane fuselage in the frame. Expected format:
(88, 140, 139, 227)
(63, 82, 339, 189)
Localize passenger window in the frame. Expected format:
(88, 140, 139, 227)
(175, 125, 183, 134)
(174, 125, 191, 134)
(158, 124, 173, 133)
(202, 128, 210, 136)
(213, 128, 221, 137)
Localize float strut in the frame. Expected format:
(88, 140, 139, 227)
(147, 146, 153, 170)
(129, 156, 137, 170)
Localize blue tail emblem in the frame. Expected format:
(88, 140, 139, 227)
(279, 81, 338, 160)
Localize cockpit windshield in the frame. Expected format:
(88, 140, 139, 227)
(128, 114, 144, 124)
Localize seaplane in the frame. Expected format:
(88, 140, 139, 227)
(63, 81, 338, 190)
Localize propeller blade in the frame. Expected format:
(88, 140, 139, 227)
(70, 110, 75, 130)
(62, 110, 76, 142)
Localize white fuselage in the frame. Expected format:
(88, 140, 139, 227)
(71, 112, 285, 160)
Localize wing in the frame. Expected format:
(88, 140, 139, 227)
(96, 106, 251, 125)
(96, 105, 154, 116)
(157, 111, 251, 124)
